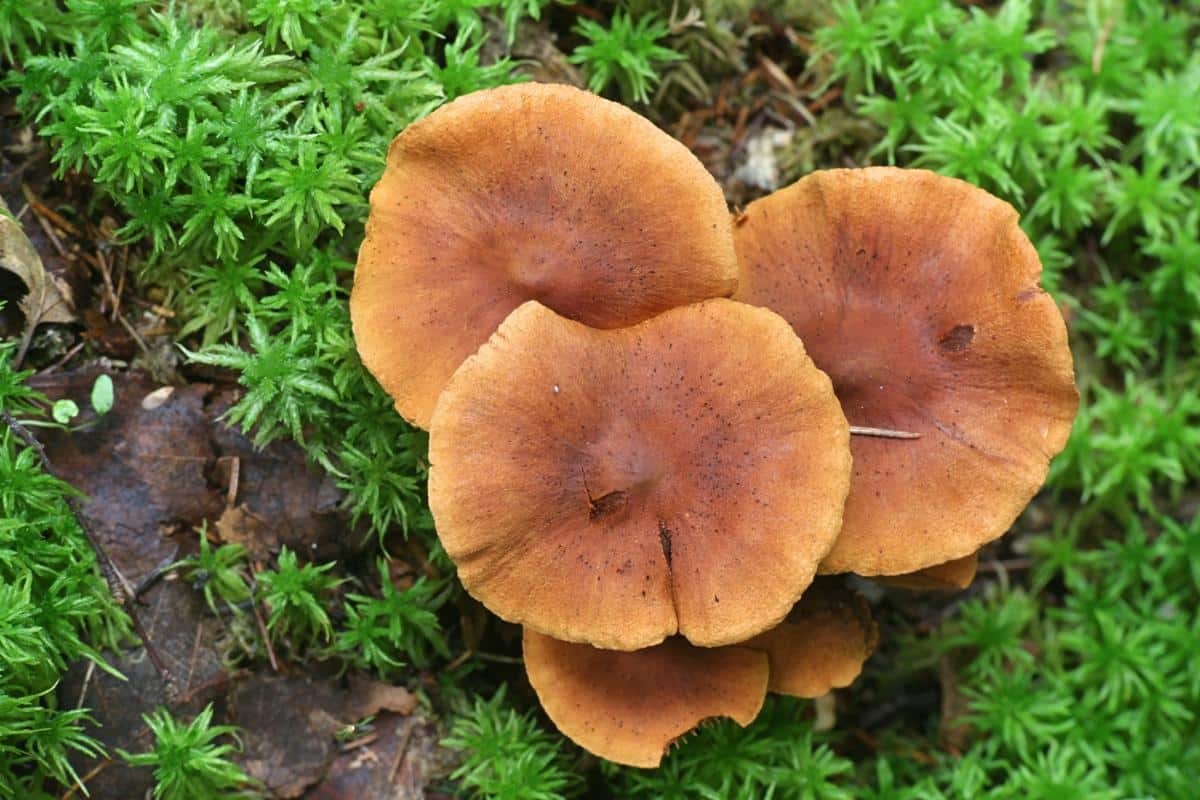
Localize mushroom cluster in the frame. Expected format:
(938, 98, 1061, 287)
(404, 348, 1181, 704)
(351, 84, 1077, 768)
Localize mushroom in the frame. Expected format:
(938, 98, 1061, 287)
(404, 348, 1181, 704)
(744, 583, 877, 698)
(523, 628, 768, 768)
(351, 83, 738, 430)
(875, 551, 979, 592)
(428, 299, 851, 650)
(733, 167, 1078, 576)
(522, 584, 874, 766)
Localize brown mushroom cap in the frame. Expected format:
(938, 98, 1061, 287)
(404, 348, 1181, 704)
(523, 628, 768, 768)
(429, 299, 851, 650)
(733, 167, 1078, 576)
(351, 83, 738, 429)
(874, 551, 979, 592)
(745, 583, 877, 698)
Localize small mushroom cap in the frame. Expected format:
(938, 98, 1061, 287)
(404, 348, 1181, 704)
(874, 551, 979, 592)
(523, 628, 768, 768)
(352, 83, 738, 429)
(733, 167, 1078, 576)
(745, 584, 878, 698)
(429, 299, 851, 650)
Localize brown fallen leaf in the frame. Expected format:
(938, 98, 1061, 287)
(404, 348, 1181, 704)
(30, 371, 224, 586)
(306, 714, 448, 800)
(232, 674, 430, 799)
(30, 372, 356, 580)
(478, 17, 585, 88)
(215, 503, 276, 562)
(345, 676, 419, 718)
(208, 386, 351, 563)
(60, 579, 232, 800)
(0, 197, 76, 365)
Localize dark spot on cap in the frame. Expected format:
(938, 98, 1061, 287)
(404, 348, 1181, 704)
(938, 324, 975, 354)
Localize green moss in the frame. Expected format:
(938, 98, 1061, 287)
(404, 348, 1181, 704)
(0, 342, 131, 797)
(5, 0, 1200, 796)
(118, 704, 261, 800)
(442, 687, 584, 800)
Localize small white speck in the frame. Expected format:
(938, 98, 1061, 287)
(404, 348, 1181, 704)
(553, 384, 560, 394)
(141, 386, 175, 410)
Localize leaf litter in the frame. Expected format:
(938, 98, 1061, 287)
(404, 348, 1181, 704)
(0, 195, 76, 365)
(32, 371, 444, 798)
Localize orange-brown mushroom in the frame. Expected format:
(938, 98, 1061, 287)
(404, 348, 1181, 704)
(733, 167, 1078, 576)
(875, 551, 979, 592)
(745, 583, 878, 698)
(429, 299, 851, 650)
(523, 628, 768, 768)
(351, 83, 738, 429)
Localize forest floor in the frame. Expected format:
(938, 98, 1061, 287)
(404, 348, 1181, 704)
(3, 2, 1198, 798)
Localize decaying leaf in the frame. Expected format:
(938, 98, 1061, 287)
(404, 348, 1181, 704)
(0, 197, 76, 362)
(232, 674, 429, 798)
(216, 504, 276, 561)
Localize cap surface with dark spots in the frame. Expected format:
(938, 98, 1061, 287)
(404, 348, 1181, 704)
(352, 83, 738, 430)
(428, 299, 851, 650)
(733, 167, 1079, 576)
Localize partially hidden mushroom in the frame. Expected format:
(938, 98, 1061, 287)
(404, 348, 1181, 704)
(744, 583, 878, 698)
(733, 167, 1078, 577)
(352, 83, 738, 430)
(523, 629, 768, 768)
(523, 582, 876, 766)
(429, 299, 851, 650)
(875, 551, 979, 592)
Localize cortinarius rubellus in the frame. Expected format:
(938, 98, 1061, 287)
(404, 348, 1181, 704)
(428, 299, 851, 651)
(350, 79, 1080, 770)
(522, 583, 877, 767)
(523, 629, 768, 769)
(352, 83, 737, 430)
(745, 583, 878, 698)
(734, 167, 1078, 577)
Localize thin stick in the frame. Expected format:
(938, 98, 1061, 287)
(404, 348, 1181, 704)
(29, 204, 71, 260)
(74, 660, 96, 710)
(129, 297, 176, 318)
(444, 649, 474, 671)
(1092, 15, 1116, 74)
(96, 248, 118, 320)
(60, 759, 112, 800)
(226, 456, 240, 507)
(172, 668, 246, 706)
(21, 184, 81, 236)
(1, 410, 172, 684)
(35, 340, 85, 375)
(114, 311, 152, 359)
(388, 722, 417, 784)
(13, 325, 35, 370)
(849, 425, 921, 439)
(58, 719, 158, 799)
(251, 597, 278, 673)
(249, 566, 279, 673)
(338, 732, 379, 752)
(112, 249, 127, 320)
(474, 652, 524, 665)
